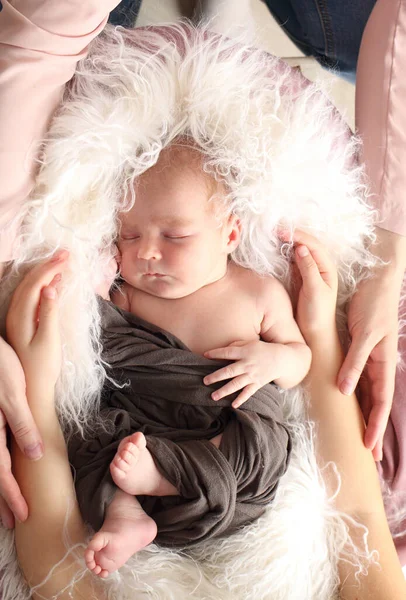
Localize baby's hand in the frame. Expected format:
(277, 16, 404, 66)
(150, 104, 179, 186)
(280, 229, 338, 343)
(203, 340, 284, 408)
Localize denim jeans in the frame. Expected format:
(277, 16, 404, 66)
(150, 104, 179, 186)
(110, 0, 378, 82)
(109, 0, 143, 28)
(262, 0, 378, 82)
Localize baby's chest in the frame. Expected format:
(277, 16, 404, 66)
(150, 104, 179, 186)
(131, 293, 261, 355)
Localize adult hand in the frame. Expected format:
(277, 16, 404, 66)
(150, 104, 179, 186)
(0, 336, 35, 528)
(6, 250, 68, 393)
(0, 250, 68, 529)
(337, 227, 406, 462)
(337, 265, 402, 462)
(279, 229, 338, 342)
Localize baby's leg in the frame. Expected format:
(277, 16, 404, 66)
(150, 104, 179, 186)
(86, 431, 223, 578)
(110, 432, 179, 496)
(110, 431, 222, 494)
(85, 489, 157, 578)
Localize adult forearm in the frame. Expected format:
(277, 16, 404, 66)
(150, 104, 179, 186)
(274, 342, 312, 388)
(306, 334, 384, 514)
(306, 334, 406, 599)
(12, 384, 103, 599)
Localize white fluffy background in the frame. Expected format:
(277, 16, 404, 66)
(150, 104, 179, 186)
(0, 22, 388, 600)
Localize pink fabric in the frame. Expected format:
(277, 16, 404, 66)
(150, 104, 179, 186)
(377, 274, 406, 565)
(356, 0, 406, 236)
(0, 0, 406, 568)
(0, 0, 119, 262)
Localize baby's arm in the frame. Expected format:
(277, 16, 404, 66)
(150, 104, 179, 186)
(204, 277, 311, 407)
(258, 277, 311, 388)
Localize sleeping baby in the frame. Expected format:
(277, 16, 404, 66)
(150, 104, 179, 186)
(68, 139, 311, 578)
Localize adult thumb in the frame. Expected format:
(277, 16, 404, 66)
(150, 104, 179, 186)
(337, 334, 373, 395)
(295, 245, 321, 294)
(36, 285, 59, 341)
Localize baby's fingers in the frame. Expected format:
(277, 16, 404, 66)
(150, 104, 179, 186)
(211, 375, 252, 401)
(232, 384, 257, 409)
(204, 345, 243, 361)
(203, 361, 245, 386)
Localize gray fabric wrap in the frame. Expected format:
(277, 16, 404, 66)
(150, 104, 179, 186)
(68, 298, 292, 547)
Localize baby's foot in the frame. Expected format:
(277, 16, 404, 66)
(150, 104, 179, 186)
(110, 432, 148, 495)
(85, 490, 157, 578)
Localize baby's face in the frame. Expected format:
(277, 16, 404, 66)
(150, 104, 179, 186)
(117, 147, 238, 299)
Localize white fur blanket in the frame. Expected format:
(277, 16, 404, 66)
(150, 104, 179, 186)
(0, 23, 382, 600)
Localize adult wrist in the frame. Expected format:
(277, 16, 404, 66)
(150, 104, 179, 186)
(374, 226, 406, 273)
(305, 331, 343, 373)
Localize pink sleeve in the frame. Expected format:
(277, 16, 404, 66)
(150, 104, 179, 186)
(356, 0, 406, 236)
(0, 0, 120, 262)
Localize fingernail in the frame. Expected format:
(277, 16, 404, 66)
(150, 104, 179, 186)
(212, 393, 218, 401)
(51, 250, 69, 262)
(43, 286, 56, 299)
(340, 378, 353, 395)
(24, 442, 43, 460)
(297, 245, 309, 257)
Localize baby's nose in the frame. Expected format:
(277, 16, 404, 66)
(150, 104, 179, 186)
(137, 239, 161, 261)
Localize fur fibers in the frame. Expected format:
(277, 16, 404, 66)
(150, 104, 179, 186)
(0, 22, 391, 600)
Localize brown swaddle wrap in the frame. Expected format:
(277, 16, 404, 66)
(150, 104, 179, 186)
(68, 298, 292, 547)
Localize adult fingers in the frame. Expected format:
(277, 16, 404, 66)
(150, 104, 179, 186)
(0, 467, 28, 525)
(280, 229, 337, 289)
(294, 245, 323, 295)
(35, 282, 60, 344)
(2, 395, 44, 461)
(337, 335, 375, 396)
(0, 413, 28, 523)
(8, 252, 68, 341)
(0, 495, 15, 529)
(364, 374, 395, 460)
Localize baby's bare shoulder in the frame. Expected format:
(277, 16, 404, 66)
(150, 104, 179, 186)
(231, 264, 286, 299)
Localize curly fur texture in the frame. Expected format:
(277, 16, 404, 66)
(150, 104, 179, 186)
(0, 21, 390, 600)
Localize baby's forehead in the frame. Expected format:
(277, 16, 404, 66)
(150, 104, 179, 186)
(120, 143, 226, 223)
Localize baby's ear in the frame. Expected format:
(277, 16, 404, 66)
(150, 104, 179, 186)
(227, 215, 242, 252)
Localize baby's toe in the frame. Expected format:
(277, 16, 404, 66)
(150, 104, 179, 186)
(86, 556, 97, 570)
(100, 569, 110, 579)
(121, 447, 138, 464)
(129, 431, 147, 450)
(93, 565, 102, 576)
(113, 454, 132, 473)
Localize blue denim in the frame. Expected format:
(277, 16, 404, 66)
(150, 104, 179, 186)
(262, 0, 378, 82)
(108, 0, 142, 28)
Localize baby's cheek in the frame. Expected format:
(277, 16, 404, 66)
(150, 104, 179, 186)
(95, 255, 119, 299)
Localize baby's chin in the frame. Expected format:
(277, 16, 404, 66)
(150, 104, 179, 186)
(131, 276, 196, 300)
